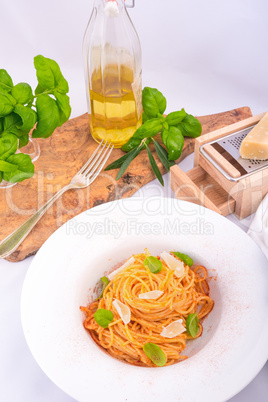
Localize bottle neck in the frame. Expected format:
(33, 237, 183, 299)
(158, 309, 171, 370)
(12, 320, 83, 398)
(94, 0, 126, 11)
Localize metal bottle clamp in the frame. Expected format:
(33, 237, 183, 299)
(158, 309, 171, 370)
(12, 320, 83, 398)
(125, 0, 135, 8)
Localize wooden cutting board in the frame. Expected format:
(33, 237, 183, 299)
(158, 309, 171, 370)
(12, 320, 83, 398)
(0, 106, 252, 262)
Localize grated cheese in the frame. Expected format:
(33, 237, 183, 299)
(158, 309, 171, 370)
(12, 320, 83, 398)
(138, 290, 164, 300)
(112, 299, 131, 325)
(108, 257, 135, 281)
(160, 319, 186, 338)
(161, 251, 185, 278)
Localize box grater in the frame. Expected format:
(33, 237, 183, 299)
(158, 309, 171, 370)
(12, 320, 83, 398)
(200, 125, 268, 182)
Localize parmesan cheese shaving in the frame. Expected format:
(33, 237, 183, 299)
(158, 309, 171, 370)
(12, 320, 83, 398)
(160, 319, 186, 338)
(161, 251, 185, 278)
(112, 299, 131, 325)
(108, 257, 135, 281)
(138, 290, 164, 300)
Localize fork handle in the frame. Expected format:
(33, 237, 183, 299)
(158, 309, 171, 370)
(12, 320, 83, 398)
(0, 183, 74, 259)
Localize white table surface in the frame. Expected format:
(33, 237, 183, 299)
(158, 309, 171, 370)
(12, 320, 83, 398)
(1, 157, 267, 402)
(1, 1, 268, 401)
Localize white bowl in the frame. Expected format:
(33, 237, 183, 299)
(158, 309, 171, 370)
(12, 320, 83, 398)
(21, 198, 268, 402)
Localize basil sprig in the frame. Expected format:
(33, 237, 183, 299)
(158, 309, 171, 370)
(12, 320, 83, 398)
(143, 256, 162, 274)
(0, 55, 71, 184)
(186, 313, 199, 337)
(143, 343, 166, 367)
(105, 86, 201, 186)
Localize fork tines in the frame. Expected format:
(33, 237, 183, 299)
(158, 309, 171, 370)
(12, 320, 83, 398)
(78, 140, 114, 180)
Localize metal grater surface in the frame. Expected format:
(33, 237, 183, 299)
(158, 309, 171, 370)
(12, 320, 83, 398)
(200, 125, 268, 182)
(216, 126, 268, 173)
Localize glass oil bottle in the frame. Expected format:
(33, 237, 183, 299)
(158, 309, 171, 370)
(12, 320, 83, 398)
(83, 0, 142, 148)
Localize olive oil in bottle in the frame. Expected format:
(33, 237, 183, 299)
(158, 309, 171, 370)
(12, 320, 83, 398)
(89, 64, 142, 147)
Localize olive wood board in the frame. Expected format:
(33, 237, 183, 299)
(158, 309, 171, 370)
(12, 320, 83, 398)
(0, 106, 252, 262)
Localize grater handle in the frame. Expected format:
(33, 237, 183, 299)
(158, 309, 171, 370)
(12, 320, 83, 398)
(203, 145, 241, 179)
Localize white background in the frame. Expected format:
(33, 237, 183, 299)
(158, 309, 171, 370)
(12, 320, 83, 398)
(0, 0, 267, 401)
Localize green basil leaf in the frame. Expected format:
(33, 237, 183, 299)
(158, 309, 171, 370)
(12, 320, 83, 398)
(171, 251, 193, 267)
(166, 126, 184, 160)
(0, 93, 16, 118)
(0, 69, 13, 94)
(142, 111, 151, 123)
(143, 343, 166, 367)
(32, 94, 60, 138)
(54, 91, 71, 125)
(166, 109, 187, 126)
(145, 144, 164, 186)
(3, 154, 34, 183)
(34, 55, 69, 95)
(142, 87, 167, 117)
(152, 139, 175, 172)
(186, 313, 199, 338)
(2, 113, 25, 137)
(0, 171, 2, 183)
(133, 117, 163, 140)
(14, 105, 37, 132)
(121, 136, 142, 152)
(116, 143, 143, 180)
(94, 308, 114, 328)
(11, 83, 33, 105)
(101, 276, 109, 286)
(96, 276, 110, 300)
(0, 134, 18, 160)
(143, 256, 162, 273)
(177, 114, 202, 138)
(0, 160, 17, 172)
(163, 121, 169, 130)
(18, 134, 29, 149)
(161, 128, 169, 147)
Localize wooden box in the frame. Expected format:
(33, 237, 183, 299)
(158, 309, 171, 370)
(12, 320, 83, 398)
(170, 113, 268, 220)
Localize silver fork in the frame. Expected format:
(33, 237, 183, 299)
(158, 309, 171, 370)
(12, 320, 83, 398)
(0, 140, 114, 259)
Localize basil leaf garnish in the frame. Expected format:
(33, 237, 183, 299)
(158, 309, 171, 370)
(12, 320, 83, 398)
(143, 343, 166, 367)
(143, 256, 162, 274)
(186, 313, 199, 337)
(171, 251, 193, 267)
(96, 276, 110, 300)
(94, 308, 113, 328)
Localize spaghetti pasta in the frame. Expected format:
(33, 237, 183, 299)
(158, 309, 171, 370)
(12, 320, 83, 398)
(80, 250, 214, 367)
